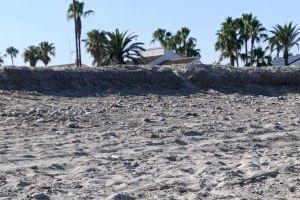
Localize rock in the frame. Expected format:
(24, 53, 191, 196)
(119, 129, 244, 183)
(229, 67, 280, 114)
(31, 192, 50, 200)
(67, 122, 78, 128)
(36, 118, 45, 123)
(143, 118, 152, 123)
(27, 108, 36, 115)
(183, 131, 203, 137)
(17, 180, 31, 187)
(110, 193, 135, 200)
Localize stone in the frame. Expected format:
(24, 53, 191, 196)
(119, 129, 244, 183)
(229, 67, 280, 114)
(111, 193, 135, 200)
(67, 122, 78, 128)
(31, 192, 50, 200)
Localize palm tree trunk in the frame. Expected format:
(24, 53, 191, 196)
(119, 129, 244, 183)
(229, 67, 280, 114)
(284, 48, 289, 66)
(236, 51, 239, 67)
(78, 31, 82, 68)
(230, 55, 235, 66)
(250, 39, 255, 66)
(72, 0, 79, 67)
(245, 38, 248, 65)
(11, 55, 14, 66)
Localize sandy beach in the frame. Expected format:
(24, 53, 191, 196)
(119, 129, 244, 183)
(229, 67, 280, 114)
(0, 87, 299, 199)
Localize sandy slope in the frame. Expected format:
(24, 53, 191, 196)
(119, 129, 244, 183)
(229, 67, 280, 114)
(0, 89, 299, 200)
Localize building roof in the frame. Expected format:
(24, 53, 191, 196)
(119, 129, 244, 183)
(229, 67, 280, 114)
(126, 55, 162, 65)
(272, 55, 300, 66)
(160, 57, 200, 65)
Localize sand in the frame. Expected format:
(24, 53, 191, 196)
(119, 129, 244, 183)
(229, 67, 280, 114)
(0, 88, 299, 199)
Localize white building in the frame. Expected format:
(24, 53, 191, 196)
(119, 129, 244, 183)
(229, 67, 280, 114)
(272, 55, 300, 67)
(129, 47, 201, 65)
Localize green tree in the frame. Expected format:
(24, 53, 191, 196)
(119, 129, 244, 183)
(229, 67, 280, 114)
(151, 28, 172, 49)
(6, 47, 19, 66)
(251, 47, 272, 67)
(105, 29, 145, 65)
(175, 27, 201, 57)
(23, 46, 39, 67)
(84, 29, 108, 66)
(237, 14, 253, 65)
(269, 22, 300, 66)
(151, 27, 201, 58)
(38, 42, 55, 66)
(248, 19, 268, 65)
(67, 0, 94, 67)
(215, 17, 242, 66)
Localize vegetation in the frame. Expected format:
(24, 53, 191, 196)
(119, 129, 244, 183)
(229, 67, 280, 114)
(216, 14, 268, 67)
(251, 47, 272, 67)
(84, 30, 108, 66)
(215, 17, 242, 66)
(39, 42, 56, 66)
(151, 27, 201, 58)
(6, 47, 19, 66)
(67, 0, 94, 67)
(84, 29, 145, 66)
(22, 42, 55, 67)
(23, 46, 40, 67)
(268, 22, 300, 66)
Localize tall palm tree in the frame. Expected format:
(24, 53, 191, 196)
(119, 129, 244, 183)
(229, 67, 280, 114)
(175, 27, 201, 57)
(6, 47, 19, 66)
(38, 42, 55, 66)
(84, 29, 108, 66)
(249, 19, 268, 65)
(105, 29, 145, 65)
(269, 22, 300, 66)
(215, 17, 242, 66)
(23, 46, 39, 67)
(251, 47, 272, 67)
(237, 13, 253, 65)
(67, 0, 94, 67)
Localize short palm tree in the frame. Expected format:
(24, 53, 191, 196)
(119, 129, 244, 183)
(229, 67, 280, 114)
(84, 29, 108, 66)
(67, 0, 94, 67)
(23, 46, 39, 67)
(215, 17, 242, 66)
(251, 47, 272, 67)
(151, 28, 172, 49)
(39, 42, 55, 66)
(105, 29, 145, 65)
(269, 22, 300, 66)
(6, 47, 19, 66)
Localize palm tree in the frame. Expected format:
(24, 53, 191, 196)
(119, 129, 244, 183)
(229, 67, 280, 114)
(6, 47, 19, 66)
(251, 47, 272, 67)
(67, 0, 94, 67)
(151, 27, 201, 58)
(175, 27, 201, 57)
(249, 19, 268, 65)
(84, 29, 108, 66)
(151, 28, 172, 49)
(269, 22, 300, 66)
(23, 46, 39, 67)
(38, 42, 55, 66)
(237, 13, 253, 65)
(105, 29, 145, 65)
(215, 17, 242, 66)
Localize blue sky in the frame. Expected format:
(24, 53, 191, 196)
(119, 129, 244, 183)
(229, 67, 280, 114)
(0, 0, 300, 66)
